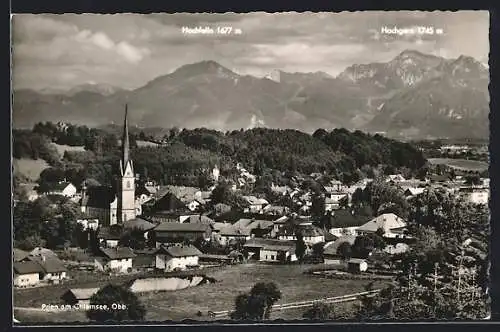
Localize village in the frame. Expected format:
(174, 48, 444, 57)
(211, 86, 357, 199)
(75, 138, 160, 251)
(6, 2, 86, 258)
(12, 109, 491, 322)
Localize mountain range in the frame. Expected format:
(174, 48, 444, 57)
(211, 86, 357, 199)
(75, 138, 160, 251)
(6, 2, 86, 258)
(12, 50, 490, 139)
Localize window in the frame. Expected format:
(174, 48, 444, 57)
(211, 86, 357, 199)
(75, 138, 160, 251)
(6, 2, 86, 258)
(126, 181, 131, 189)
(271, 255, 275, 260)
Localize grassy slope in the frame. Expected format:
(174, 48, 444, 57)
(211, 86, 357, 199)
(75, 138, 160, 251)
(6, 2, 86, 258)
(427, 158, 488, 171)
(13, 158, 50, 182)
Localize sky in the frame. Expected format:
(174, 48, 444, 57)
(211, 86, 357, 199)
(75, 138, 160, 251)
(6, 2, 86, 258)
(12, 11, 490, 91)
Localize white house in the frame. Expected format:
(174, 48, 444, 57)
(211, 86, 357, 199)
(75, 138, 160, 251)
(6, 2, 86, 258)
(76, 218, 99, 231)
(386, 174, 406, 183)
(459, 187, 489, 205)
(95, 247, 136, 273)
(13, 261, 44, 288)
(218, 225, 252, 246)
(242, 196, 269, 213)
(243, 239, 297, 263)
(277, 224, 324, 246)
(155, 245, 202, 272)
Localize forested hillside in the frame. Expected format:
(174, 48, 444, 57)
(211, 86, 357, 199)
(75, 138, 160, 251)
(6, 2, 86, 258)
(13, 122, 427, 192)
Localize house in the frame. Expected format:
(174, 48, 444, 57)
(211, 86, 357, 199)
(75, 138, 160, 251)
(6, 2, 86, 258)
(132, 248, 157, 270)
(384, 243, 410, 255)
(357, 213, 407, 239)
(386, 174, 406, 183)
(272, 216, 289, 235)
(95, 247, 136, 273)
(458, 187, 489, 205)
(30, 247, 58, 259)
(347, 258, 368, 273)
(97, 226, 123, 248)
(242, 196, 269, 213)
(328, 210, 368, 237)
(76, 217, 99, 231)
(270, 184, 291, 196)
(153, 222, 212, 245)
(13, 248, 30, 262)
(179, 214, 214, 225)
(29, 255, 68, 283)
(151, 192, 188, 213)
(61, 288, 100, 306)
(324, 194, 347, 212)
(155, 245, 202, 272)
(277, 224, 324, 245)
(404, 187, 426, 198)
(218, 225, 252, 246)
(43, 181, 77, 197)
(323, 235, 357, 265)
(262, 205, 290, 216)
(243, 238, 297, 263)
(186, 200, 202, 212)
(13, 261, 44, 288)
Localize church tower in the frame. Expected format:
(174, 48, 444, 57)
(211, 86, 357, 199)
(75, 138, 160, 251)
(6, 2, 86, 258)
(117, 104, 136, 223)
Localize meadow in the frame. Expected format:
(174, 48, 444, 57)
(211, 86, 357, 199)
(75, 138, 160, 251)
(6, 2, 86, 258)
(14, 263, 387, 323)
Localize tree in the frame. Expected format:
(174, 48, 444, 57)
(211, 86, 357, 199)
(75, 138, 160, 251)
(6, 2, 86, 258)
(303, 302, 332, 320)
(312, 242, 325, 259)
(311, 194, 326, 219)
(464, 174, 481, 186)
(295, 232, 307, 262)
(337, 241, 352, 261)
(86, 284, 146, 322)
(230, 282, 282, 320)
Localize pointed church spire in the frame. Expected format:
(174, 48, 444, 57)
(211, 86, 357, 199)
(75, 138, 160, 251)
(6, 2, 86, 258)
(122, 104, 130, 169)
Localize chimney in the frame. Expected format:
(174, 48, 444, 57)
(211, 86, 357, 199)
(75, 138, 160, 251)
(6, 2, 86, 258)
(42, 255, 46, 262)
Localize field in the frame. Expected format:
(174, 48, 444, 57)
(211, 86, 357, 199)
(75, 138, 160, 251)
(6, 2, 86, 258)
(50, 143, 86, 157)
(14, 263, 388, 323)
(13, 158, 50, 182)
(427, 158, 488, 172)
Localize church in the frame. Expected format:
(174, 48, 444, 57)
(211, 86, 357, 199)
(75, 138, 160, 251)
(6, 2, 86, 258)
(80, 105, 143, 226)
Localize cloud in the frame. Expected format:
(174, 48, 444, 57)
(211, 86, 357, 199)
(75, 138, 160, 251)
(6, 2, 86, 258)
(12, 12, 489, 90)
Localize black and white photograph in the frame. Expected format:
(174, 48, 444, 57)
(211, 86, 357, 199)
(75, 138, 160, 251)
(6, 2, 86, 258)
(11, 11, 490, 323)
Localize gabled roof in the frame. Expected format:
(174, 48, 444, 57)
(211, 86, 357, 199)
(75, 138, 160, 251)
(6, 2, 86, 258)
(64, 288, 100, 300)
(100, 247, 136, 260)
(220, 224, 251, 237)
(357, 213, 406, 233)
(154, 222, 210, 233)
(348, 258, 367, 264)
(263, 205, 290, 214)
(156, 245, 202, 257)
(123, 217, 156, 232)
(153, 192, 187, 212)
(404, 187, 426, 196)
(30, 247, 57, 259)
(14, 261, 44, 274)
(243, 238, 296, 252)
(13, 248, 30, 262)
